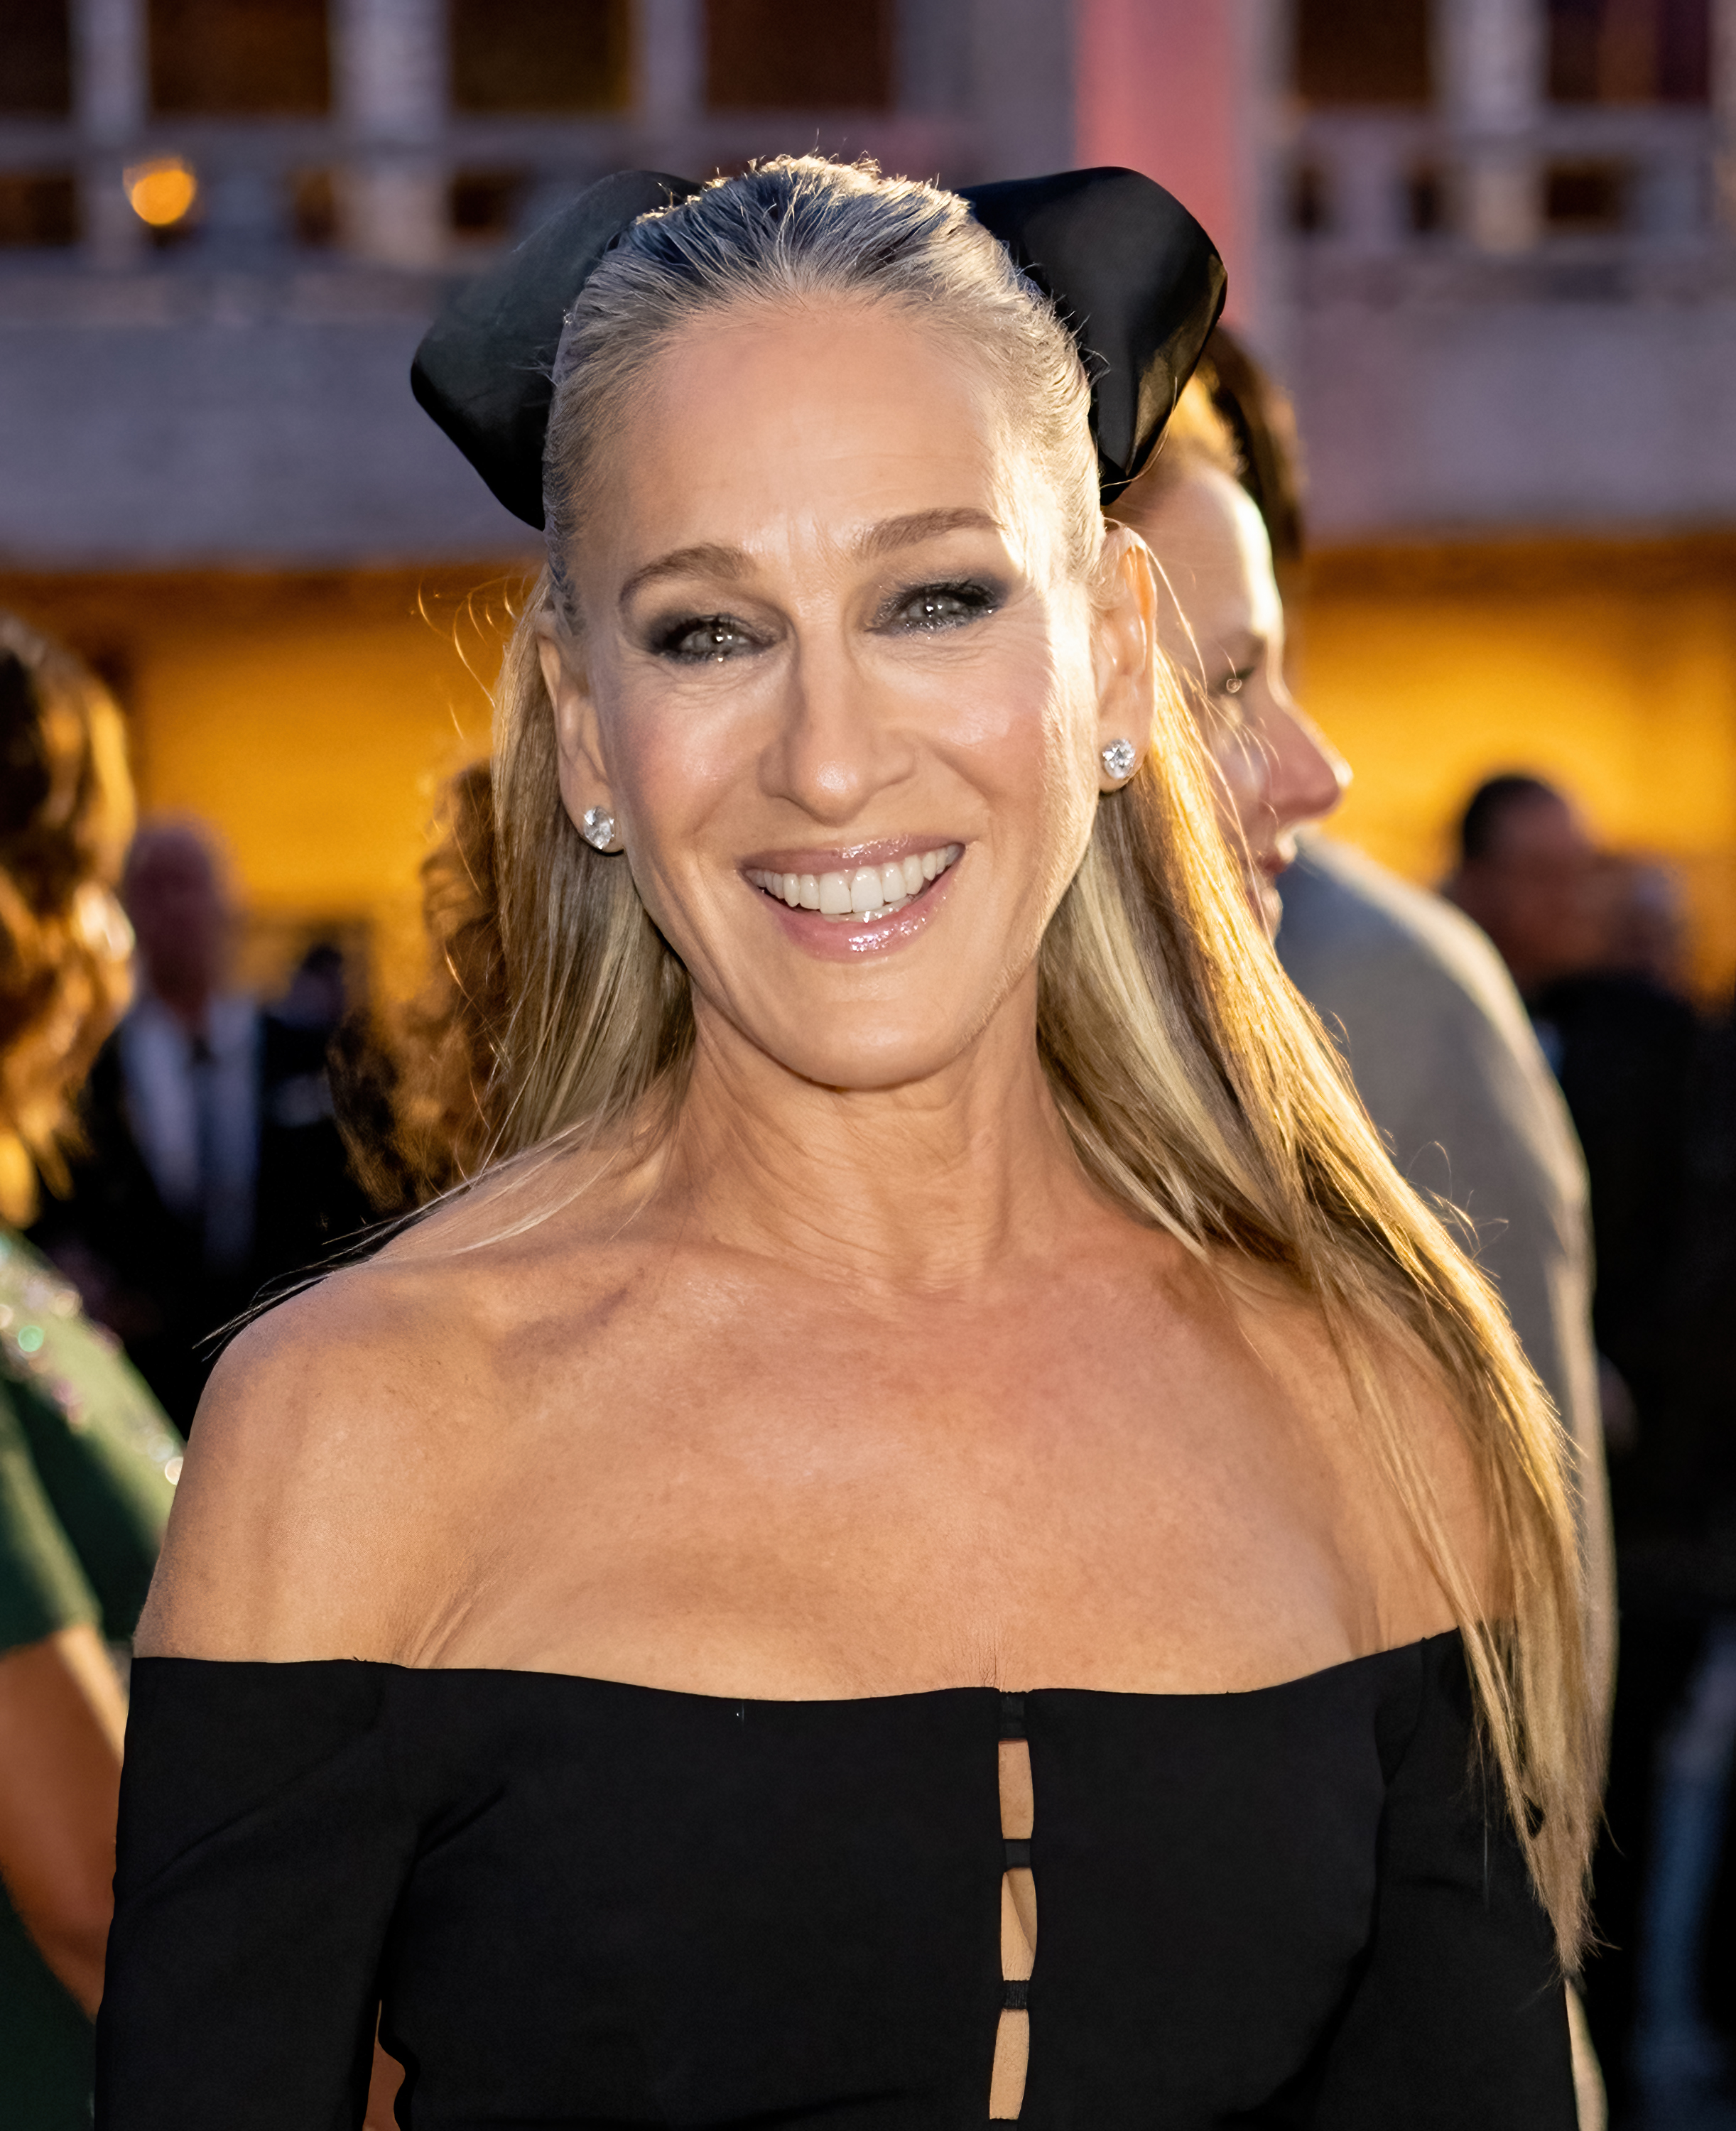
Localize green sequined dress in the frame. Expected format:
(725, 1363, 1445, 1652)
(0, 1229, 180, 2131)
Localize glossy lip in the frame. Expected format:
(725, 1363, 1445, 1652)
(740, 833, 965, 875)
(742, 841, 965, 962)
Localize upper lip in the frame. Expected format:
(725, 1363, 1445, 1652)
(740, 835, 965, 874)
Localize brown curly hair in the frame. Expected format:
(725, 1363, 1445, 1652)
(333, 759, 507, 1211)
(0, 612, 136, 1218)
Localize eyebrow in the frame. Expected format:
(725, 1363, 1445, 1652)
(617, 506, 1004, 609)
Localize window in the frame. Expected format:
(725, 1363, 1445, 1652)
(449, 169, 531, 241)
(2, 0, 71, 116)
(450, 0, 630, 113)
(1548, 0, 1710, 103)
(148, 0, 330, 116)
(1544, 159, 1630, 227)
(0, 173, 79, 246)
(291, 169, 338, 247)
(1294, 0, 1431, 105)
(1406, 166, 1448, 236)
(706, 0, 893, 109)
(1289, 163, 1331, 236)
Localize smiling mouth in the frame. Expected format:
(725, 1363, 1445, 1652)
(744, 843, 964, 923)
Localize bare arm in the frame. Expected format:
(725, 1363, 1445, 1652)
(0, 1622, 129, 2017)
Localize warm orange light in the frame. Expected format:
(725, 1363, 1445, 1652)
(124, 158, 198, 229)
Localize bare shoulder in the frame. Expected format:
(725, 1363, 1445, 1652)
(1211, 1254, 1497, 1637)
(134, 1247, 473, 1662)
(136, 1152, 649, 1663)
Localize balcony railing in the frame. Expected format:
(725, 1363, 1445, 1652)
(0, 109, 977, 271)
(1289, 104, 1724, 256)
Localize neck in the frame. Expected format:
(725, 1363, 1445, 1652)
(661, 972, 1100, 1288)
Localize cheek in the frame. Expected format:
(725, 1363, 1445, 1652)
(592, 666, 752, 860)
(1208, 730, 1268, 839)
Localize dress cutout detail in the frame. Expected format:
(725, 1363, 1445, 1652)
(991, 1692, 1036, 2118)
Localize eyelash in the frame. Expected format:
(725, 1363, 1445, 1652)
(879, 579, 1003, 632)
(648, 579, 1004, 664)
(652, 615, 760, 663)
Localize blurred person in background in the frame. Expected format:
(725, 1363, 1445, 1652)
(1448, 777, 1713, 2108)
(1445, 778, 1696, 1439)
(1114, 332, 1613, 1719)
(34, 823, 371, 1428)
(0, 614, 181, 2129)
(1115, 339, 1612, 2125)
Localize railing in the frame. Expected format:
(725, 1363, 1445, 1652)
(0, 110, 976, 272)
(1287, 105, 1723, 254)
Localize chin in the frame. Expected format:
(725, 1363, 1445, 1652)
(1248, 872, 1284, 941)
(769, 1027, 980, 1095)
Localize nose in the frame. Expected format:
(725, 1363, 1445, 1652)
(756, 636, 918, 828)
(1262, 700, 1349, 834)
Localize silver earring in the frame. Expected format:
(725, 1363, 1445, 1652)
(580, 806, 616, 851)
(1102, 738, 1137, 782)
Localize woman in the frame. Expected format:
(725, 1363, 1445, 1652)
(1111, 375, 1347, 936)
(0, 614, 182, 2129)
(102, 160, 1592, 2127)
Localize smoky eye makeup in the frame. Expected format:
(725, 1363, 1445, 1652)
(644, 612, 766, 663)
(874, 578, 1007, 634)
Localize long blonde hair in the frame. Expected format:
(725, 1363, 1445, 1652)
(419, 157, 1593, 1958)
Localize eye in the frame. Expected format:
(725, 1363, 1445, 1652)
(654, 614, 760, 663)
(1218, 667, 1254, 698)
(881, 580, 1002, 633)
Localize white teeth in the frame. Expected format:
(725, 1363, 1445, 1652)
(750, 845, 962, 921)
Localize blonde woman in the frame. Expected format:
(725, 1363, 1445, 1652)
(102, 161, 1592, 2129)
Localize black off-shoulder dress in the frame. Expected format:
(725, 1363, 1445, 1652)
(96, 1630, 1573, 2129)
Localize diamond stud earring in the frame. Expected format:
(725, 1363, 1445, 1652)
(580, 806, 617, 851)
(1101, 738, 1138, 783)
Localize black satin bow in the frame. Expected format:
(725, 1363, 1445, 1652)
(411, 165, 1225, 531)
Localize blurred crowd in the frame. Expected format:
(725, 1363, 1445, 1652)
(1, 332, 1735, 2131)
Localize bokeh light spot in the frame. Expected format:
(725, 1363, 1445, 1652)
(125, 158, 199, 229)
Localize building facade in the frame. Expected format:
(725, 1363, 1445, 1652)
(4, 0, 1736, 989)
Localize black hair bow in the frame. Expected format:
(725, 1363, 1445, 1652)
(411, 166, 1226, 531)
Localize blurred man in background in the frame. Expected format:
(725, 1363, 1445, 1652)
(1447, 772, 1713, 2110)
(33, 819, 368, 1427)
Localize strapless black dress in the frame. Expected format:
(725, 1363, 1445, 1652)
(95, 1631, 1572, 2128)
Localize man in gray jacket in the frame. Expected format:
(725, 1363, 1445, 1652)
(1276, 834, 1613, 1713)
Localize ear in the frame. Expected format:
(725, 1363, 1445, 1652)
(537, 624, 621, 849)
(1090, 525, 1159, 790)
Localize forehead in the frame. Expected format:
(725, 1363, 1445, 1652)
(580, 299, 1053, 577)
(1142, 466, 1279, 641)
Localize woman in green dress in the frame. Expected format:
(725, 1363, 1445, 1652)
(0, 613, 181, 2129)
